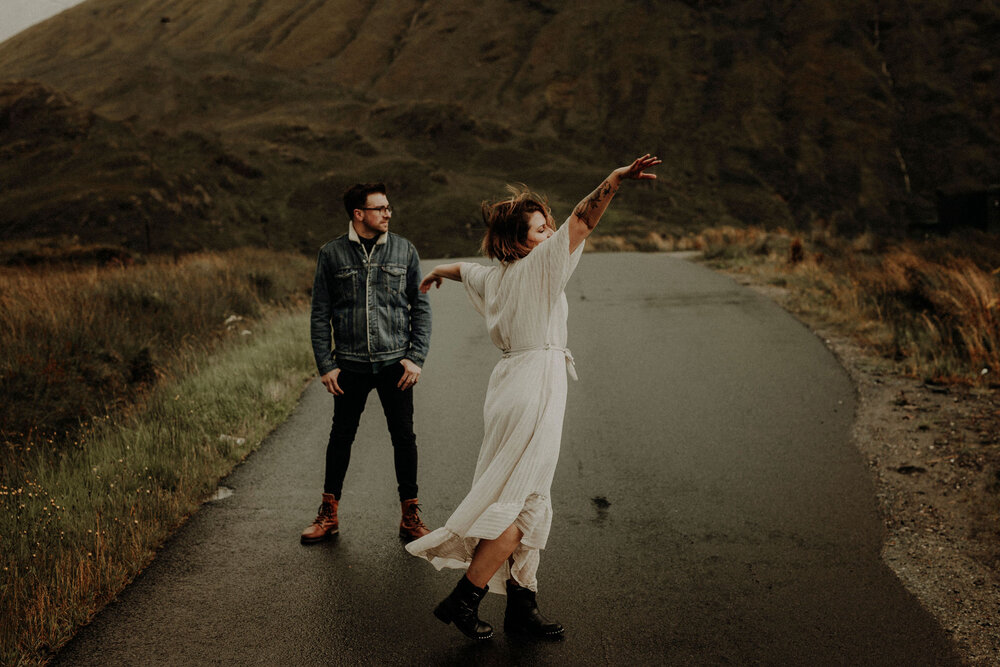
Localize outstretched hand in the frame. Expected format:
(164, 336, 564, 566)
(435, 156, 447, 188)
(614, 154, 662, 181)
(419, 272, 442, 293)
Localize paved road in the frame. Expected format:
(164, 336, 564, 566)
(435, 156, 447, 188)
(56, 254, 959, 666)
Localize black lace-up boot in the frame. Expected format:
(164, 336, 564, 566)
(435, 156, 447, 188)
(433, 576, 494, 640)
(504, 580, 564, 637)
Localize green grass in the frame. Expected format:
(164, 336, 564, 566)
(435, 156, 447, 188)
(0, 247, 313, 450)
(0, 246, 317, 664)
(1, 309, 314, 666)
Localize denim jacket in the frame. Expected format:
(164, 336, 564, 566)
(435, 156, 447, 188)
(310, 224, 431, 375)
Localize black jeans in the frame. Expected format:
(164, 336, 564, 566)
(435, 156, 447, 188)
(323, 363, 418, 502)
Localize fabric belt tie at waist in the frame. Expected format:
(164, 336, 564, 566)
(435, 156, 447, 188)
(501, 344, 578, 381)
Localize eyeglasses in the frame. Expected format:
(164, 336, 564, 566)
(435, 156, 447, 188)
(361, 205, 393, 215)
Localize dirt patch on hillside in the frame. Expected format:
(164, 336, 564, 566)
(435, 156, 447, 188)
(733, 276, 1000, 666)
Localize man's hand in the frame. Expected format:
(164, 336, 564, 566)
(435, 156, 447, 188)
(321, 368, 344, 396)
(398, 358, 422, 390)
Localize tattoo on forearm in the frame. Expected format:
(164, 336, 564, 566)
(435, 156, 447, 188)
(573, 179, 619, 229)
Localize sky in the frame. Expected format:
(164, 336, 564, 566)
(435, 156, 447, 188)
(0, 0, 85, 44)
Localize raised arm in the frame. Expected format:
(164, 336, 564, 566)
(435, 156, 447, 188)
(568, 154, 661, 253)
(419, 262, 463, 293)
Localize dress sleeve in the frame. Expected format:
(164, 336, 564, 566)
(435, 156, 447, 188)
(460, 262, 491, 317)
(525, 219, 585, 301)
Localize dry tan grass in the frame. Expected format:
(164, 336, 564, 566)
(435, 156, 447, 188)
(0, 248, 317, 663)
(690, 226, 1000, 384)
(0, 248, 313, 451)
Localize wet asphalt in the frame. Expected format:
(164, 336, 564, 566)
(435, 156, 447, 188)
(55, 253, 960, 666)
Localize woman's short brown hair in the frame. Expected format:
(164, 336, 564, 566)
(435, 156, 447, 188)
(480, 185, 556, 262)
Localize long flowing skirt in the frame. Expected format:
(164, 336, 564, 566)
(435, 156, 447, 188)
(405, 350, 567, 593)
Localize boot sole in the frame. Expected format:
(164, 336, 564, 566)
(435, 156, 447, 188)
(399, 528, 430, 543)
(434, 605, 494, 640)
(299, 529, 338, 545)
(503, 622, 564, 637)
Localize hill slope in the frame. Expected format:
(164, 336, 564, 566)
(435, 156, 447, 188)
(1, 0, 998, 255)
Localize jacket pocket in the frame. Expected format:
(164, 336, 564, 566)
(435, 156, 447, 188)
(333, 268, 358, 305)
(379, 264, 407, 295)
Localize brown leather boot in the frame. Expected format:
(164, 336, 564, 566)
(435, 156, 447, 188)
(300, 493, 339, 544)
(399, 498, 430, 542)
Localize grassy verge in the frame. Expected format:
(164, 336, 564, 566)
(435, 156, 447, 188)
(0, 247, 313, 450)
(1, 308, 314, 665)
(0, 247, 317, 664)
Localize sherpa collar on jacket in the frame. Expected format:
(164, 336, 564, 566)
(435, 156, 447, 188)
(347, 222, 388, 246)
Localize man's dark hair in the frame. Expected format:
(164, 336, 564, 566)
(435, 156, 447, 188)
(343, 182, 387, 220)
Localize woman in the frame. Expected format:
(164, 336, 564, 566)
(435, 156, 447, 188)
(406, 155, 661, 640)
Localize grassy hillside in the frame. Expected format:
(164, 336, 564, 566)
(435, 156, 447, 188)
(0, 247, 313, 448)
(0, 0, 998, 256)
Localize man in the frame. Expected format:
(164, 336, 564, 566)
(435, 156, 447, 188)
(303, 182, 432, 545)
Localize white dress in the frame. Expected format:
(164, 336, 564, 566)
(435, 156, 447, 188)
(406, 222, 584, 594)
